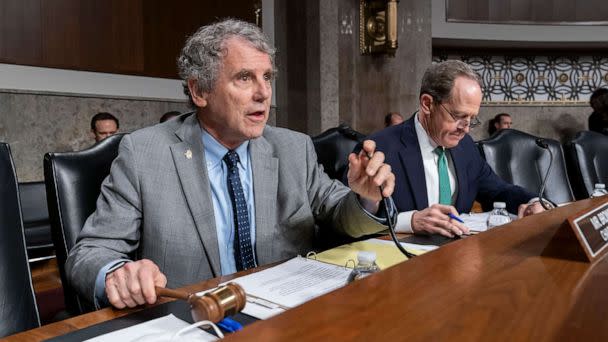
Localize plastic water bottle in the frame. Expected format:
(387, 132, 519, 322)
(590, 183, 608, 198)
(347, 251, 380, 283)
(486, 202, 511, 229)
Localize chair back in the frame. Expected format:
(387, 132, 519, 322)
(44, 134, 124, 314)
(564, 131, 608, 199)
(0, 143, 41, 337)
(478, 129, 574, 205)
(19, 181, 54, 262)
(312, 125, 365, 181)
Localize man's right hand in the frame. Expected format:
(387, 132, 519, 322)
(411, 204, 469, 237)
(105, 259, 167, 309)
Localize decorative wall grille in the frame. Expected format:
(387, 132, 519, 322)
(433, 54, 608, 104)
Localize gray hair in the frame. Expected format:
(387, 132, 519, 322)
(419, 60, 481, 103)
(177, 19, 276, 107)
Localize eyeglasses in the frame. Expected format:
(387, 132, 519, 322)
(439, 103, 481, 129)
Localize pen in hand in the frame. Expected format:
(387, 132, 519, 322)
(448, 213, 465, 224)
(448, 213, 474, 238)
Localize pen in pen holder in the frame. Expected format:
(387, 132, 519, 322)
(156, 283, 247, 323)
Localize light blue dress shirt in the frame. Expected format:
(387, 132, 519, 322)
(202, 129, 257, 275)
(94, 128, 257, 306)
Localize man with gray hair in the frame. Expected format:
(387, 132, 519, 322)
(66, 19, 395, 310)
(349, 60, 545, 238)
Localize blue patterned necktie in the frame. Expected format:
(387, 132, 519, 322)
(435, 147, 452, 205)
(223, 151, 256, 271)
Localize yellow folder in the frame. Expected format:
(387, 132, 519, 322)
(314, 238, 431, 270)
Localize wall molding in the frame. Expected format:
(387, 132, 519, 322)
(0, 63, 187, 101)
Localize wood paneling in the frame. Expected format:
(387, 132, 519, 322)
(0, 0, 41, 65)
(142, 0, 257, 78)
(447, 0, 608, 24)
(0, 0, 256, 78)
(40, 0, 144, 73)
(41, 0, 83, 69)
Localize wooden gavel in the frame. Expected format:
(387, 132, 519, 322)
(156, 282, 247, 323)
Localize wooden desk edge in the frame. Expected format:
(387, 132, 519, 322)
(2, 265, 274, 341)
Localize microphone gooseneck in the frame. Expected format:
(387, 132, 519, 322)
(535, 138, 554, 210)
(381, 190, 416, 259)
(366, 151, 416, 259)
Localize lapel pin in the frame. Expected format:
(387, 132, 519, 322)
(185, 149, 193, 159)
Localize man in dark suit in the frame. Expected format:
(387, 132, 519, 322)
(356, 60, 544, 238)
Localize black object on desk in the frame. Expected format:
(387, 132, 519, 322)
(400, 234, 457, 247)
(45, 301, 257, 341)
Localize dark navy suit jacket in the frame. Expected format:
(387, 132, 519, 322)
(359, 115, 534, 214)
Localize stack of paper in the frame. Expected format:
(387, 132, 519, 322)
(198, 256, 351, 319)
(196, 238, 439, 320)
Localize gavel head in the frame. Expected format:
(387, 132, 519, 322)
(188, 282, 247, 323)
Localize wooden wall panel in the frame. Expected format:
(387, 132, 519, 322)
(0, 0, 256, 78)
(142, 0, 257, 78)
(447, 0, 608, 24)
(40, 0, 81, 69)
(78, 0, 144, 73)
(0, 0, 41, 65)
(41, 0, 145, 74)
(111, 0, 145, 73)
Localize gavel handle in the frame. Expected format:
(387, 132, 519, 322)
(155, 286, 191, 301)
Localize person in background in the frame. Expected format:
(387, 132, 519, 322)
(384, 112, 404, 127)
(487, 113, 512, 136)
(350, 60, 547, 238)
(588, 87, 608, 135)
(66, 18, 396, 310)
(160, 111, 181, 123)
(91, 112, 119, 143)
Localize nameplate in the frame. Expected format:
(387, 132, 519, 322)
(568, 199, 608, 262)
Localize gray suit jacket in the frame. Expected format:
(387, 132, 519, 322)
(66, 113, 387, 303)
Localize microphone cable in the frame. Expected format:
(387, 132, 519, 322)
(366, 151, 416, 259)
(535, 138, 557, 210)
(382, 194, 417, 259)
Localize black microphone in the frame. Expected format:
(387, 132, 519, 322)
(535, 138, 555, 210)
(535, 138, 548, 149)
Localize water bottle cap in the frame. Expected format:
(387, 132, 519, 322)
(595, 183, 606, 189)
(357, 251, 377, 264)
(493, 202, 506, 209)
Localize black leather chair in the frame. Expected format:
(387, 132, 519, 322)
(477, 129, 575, 205)
(564, 131, 608, 200)
(0, 143, 41, 337)
(312, 124, 365, 181)
(44, 134, 124, 315)
(19, 181, 55, 262)
(311, 125, 370, 249)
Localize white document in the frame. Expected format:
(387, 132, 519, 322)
(368, 237, 439, 252)
(230, 256, 351, 308)
(239, 299, 285, 320)
(85, 314, 217, 342)
(460, 212, 491, 232)
(197, 256, 352, 320)
(460, 212, 518, 232)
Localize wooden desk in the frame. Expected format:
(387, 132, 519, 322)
(6, 198, 608, 341)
